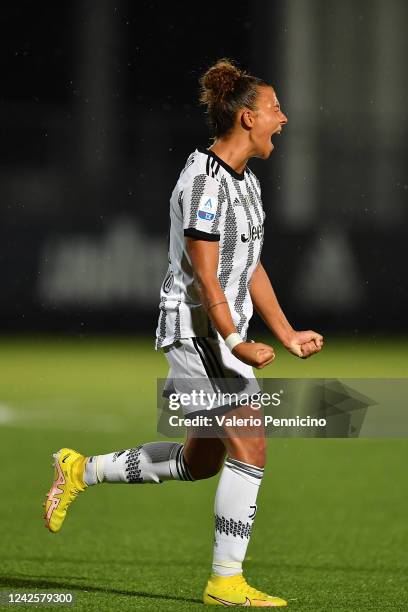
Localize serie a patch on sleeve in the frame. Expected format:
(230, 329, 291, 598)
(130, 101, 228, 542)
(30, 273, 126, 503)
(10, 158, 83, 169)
(197, 195, 216, 221)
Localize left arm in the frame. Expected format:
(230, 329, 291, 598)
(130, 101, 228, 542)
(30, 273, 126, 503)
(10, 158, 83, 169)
(249, 261, 324, 358)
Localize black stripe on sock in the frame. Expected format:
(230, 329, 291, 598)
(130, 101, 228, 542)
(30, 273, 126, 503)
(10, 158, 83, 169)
(225, 458, 264, 479)
(174, 445, 185, 481)
(177, 450, 189, 481)
(176, 446, 193, 481)
(180, 451, 194, 481)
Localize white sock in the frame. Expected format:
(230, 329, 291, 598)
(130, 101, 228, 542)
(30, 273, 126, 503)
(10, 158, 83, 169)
(212, 458, 264, 577)
(83, 442, 194, 485)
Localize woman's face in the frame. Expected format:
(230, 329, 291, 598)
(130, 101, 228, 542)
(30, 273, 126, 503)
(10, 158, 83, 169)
(248, 86, 288, 159)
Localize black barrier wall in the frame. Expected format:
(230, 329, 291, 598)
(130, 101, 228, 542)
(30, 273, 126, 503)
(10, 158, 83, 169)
(1, 1, 407, 335)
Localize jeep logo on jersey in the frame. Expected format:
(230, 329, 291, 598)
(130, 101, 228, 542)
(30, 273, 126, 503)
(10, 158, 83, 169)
(241, 222, 263, 243)
(198, 196, 215, 221)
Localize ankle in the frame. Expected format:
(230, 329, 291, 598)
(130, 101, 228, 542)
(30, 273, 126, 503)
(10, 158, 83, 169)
(82, 456, 99, 486)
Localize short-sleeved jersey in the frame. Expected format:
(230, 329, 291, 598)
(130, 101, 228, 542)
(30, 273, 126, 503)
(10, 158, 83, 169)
(155, 147, 265, 349)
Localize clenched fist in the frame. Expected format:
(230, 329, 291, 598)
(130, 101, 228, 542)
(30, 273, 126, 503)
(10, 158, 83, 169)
(285, 330, 324, 359)
(232, 341, 275, 369)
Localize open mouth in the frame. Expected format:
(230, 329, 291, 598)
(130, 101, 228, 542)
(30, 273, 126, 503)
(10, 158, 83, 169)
(270, 129, 282, 143)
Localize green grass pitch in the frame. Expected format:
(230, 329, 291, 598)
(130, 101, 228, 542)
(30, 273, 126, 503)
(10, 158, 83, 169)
(0, 336, 407, 611)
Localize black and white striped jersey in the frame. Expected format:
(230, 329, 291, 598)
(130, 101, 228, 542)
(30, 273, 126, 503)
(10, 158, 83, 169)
(155, 146, 265, 349)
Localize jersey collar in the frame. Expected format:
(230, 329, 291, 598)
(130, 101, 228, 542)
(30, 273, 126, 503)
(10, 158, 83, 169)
(198, 146, 246, 181)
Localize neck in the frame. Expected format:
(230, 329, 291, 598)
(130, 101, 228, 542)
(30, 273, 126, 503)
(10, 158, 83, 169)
(209, 134, 254, 174)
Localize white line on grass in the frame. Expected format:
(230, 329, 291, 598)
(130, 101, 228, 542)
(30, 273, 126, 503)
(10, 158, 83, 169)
(0, 401, 127, 433)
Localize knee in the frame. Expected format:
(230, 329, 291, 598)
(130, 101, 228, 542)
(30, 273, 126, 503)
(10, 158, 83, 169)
(247, 438, 266, 468)
(253, 442, 266, 468)
(227, 437, 267, 469)
(187, 459, 223, 481)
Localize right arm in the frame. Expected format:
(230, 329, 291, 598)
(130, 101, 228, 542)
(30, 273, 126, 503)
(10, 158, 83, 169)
(186, 237, 275, 369)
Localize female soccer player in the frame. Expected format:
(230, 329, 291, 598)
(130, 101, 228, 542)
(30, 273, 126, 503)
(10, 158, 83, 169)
(45, 59, 323, 607)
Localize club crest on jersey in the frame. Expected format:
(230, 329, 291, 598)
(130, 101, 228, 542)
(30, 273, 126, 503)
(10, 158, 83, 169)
(198, 196, 215, 221)
(241, 222, 263, 243)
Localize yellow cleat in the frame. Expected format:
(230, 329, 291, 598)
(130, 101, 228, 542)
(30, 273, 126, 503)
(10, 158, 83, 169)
(203, 574, 287, 607)
(44, 448, 87, 533)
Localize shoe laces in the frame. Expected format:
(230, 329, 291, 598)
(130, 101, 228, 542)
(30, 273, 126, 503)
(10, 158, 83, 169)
(232, 575, 268, 600)
(60, 462, 83, 505)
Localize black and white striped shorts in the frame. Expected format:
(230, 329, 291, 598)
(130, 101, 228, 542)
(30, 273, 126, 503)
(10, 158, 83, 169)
(162, 337, 261, 414)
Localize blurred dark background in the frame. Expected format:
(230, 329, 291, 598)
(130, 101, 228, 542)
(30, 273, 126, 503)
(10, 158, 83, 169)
(1, 0, 407, 338)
